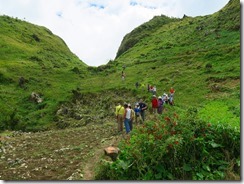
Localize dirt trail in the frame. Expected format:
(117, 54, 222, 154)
(82, 135, 122, 180)
(0, 122, 122, 180)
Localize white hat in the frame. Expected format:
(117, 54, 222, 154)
(158, 96, 162, 99)
(163, 93, 167, 96)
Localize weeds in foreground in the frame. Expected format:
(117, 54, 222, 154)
(95, 108, 240, 180)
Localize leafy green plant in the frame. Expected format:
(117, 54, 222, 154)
(95, 107, 240, 180)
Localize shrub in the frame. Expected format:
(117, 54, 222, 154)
(95, 108, 240, 180)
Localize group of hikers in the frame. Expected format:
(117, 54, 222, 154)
(115, 87, 175, 134)
(115, 99, 147, 134)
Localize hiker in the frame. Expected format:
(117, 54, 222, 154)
(162, 93, 169, 104)
(169, 94, 174, 105)
(135, 82, 139, 89)
(169, 87, 175, 105)
(153, 86, 157, 95)
(170, 87, 175, 95)
(123, 103, 131, 134)
(134, 103, 142, 125)
(121, 71, 125, 81)
(149, 85, 154, 93)
(157, 96, 163, 114)
(115, 102, 125, 133)
(128, 104, 135, 131)
(139, 99, 147, 122)
(151, 95, 158, 114)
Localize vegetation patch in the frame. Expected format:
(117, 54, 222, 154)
(95, 108, 240, 180)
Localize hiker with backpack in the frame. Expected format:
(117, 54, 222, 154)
(157, 96, 163, 114)
(128, 104, 135, 131)
(151, 95, 158, 114)
(115, 102, 125, 133)
(162, 93, 169, 104)
(134, 103, 142, 125)
(139, 98, 147, 122)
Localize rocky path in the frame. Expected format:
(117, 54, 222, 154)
(0, 122, 122, 180)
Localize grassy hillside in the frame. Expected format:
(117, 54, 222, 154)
(0, 15, 88, 131)
(94, 0, 240, 180)
(90, 0, 240, 127)
(0, 0, 240, 180)
(0, 0, 240, 132)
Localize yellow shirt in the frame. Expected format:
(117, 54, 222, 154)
(115, 105, 125, 116)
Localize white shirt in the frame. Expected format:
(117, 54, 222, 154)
(125, 108, 131, 119)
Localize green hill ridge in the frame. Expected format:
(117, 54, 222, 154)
(0, 0, 240, 180)
(0, 15, 89, 131)
(0, 0, 240, 132)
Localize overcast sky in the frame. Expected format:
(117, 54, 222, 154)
(0, 0, 234, 66)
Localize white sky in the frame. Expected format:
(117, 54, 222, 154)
(0, 0, 235, 66)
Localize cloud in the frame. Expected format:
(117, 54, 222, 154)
(0, 0, 230, 66)
(88, 3, 105, 9)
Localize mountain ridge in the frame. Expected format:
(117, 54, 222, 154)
(0, 0, 240, 132)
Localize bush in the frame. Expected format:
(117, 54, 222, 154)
(95, 108, 240, 180)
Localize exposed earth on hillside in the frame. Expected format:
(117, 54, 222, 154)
(0, 122, 123, 180)
(0, 90, 147, 180)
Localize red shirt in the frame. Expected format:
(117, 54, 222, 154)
(151, 98, 158, 108)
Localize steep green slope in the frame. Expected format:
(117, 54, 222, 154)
(102, 0, 240, 127)
(115, 15, 180, 58)
(0, 15, 87, 131)
(0, 0, 240, 180)
(69, 0, 240, 129)
(0, 0, 240, 132)
(94, 0, 240, 180)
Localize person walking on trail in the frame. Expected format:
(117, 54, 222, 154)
(128, 104, 135, 131)
(169, 87, 175, 105)
(162, 93, 169, 104)
(170, 87, 175, 95)
(157, 96, 163, 114)
(151, 95, 158, 114)
(134, 103, 142, 125)
(124, 103, 131, 134)
(139, 99, 147, 122)
(121, 71, 126, 81)
(153, 86, 157, 95)
(135, 82, 139, 89)
(115, 102, 125, 133)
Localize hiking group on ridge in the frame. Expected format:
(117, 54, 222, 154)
(115, 87, 175, 135)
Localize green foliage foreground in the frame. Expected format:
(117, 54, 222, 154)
(95, 108, 240, 180)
